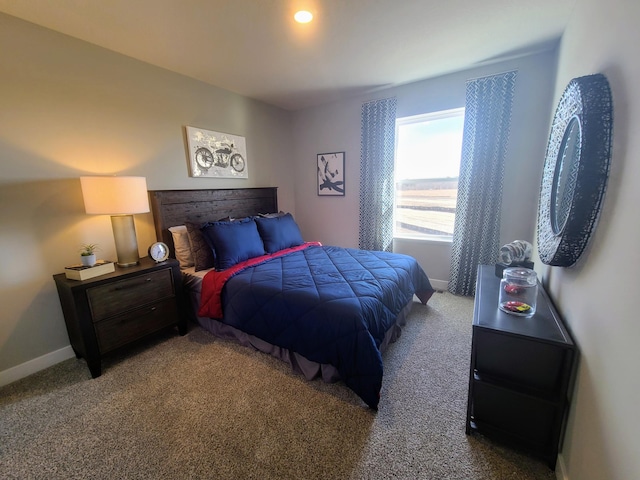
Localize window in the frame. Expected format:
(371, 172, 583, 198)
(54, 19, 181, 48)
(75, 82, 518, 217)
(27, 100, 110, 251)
(394, 108, 465, 241)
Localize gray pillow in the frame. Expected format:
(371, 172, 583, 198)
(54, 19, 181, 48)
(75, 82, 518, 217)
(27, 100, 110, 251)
(185, 221, 215, 271)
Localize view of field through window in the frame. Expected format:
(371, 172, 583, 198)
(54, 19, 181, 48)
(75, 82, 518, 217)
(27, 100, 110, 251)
(394, 108, 465, 239)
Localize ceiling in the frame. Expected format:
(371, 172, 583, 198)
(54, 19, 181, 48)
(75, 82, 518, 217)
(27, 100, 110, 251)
(0, 0, 576, 111)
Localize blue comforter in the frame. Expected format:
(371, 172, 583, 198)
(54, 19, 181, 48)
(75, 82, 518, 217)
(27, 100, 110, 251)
(219, 245, 433, 408)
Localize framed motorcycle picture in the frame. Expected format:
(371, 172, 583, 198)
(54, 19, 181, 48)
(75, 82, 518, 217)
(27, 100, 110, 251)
(185, 126, 248, 179)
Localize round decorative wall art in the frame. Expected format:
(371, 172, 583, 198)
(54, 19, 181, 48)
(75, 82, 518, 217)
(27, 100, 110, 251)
(537, 74, 613, 267)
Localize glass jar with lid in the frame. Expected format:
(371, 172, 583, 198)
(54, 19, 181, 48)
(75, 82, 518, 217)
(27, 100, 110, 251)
(498, 267, 537, 316)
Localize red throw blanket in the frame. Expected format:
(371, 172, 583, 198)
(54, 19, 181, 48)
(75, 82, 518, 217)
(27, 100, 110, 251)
(198, 242, 322, 319)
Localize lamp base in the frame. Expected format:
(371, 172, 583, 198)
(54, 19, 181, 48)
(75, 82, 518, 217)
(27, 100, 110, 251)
(117, 260, 139, 267)
(111, 215, 140, 267)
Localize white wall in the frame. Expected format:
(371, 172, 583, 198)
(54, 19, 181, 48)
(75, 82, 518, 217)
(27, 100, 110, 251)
(540, 0, 640, 478)
(0, 14, 293, 378)
(292, 49, 558, 287)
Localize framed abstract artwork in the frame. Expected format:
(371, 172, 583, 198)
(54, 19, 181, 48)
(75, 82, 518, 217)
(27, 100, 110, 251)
(317, 152, 345, 196)
(185, 126, 248, 179)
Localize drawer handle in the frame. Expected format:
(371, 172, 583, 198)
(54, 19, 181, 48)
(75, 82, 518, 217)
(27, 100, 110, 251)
(114, 278, 153, 291)
(118, 306, 157, 323)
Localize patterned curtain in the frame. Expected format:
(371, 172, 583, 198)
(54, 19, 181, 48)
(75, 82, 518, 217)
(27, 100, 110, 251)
(359, 97, 397, 252)
(449, 71, 517, 296)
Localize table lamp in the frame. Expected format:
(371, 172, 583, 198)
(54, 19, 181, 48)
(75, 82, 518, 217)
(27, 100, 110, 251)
(80, 176, 150, 267)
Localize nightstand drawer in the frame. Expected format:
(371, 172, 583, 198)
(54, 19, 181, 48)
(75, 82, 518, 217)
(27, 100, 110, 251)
(95, 298, 179, 353)
(88, 269, 174, 321)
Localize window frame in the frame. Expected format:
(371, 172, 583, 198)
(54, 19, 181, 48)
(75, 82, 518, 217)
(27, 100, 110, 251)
(393, 107, 465, 243)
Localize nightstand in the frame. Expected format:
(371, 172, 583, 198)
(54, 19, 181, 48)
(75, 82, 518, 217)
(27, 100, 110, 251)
(53, 257, 187, 377)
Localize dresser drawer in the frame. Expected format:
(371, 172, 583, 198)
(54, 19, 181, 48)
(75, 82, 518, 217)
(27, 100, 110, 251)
(474, 329, 566, 392)
(94, 298, 179, 353)
(88, 269, 174, 321)
(471, 379, 557, 448)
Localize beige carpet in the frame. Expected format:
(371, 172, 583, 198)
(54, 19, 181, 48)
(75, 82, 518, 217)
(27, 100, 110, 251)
(0, 292, 555, 479)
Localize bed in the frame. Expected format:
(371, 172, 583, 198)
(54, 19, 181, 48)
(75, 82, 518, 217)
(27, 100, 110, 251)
(149, 188, 434, 408)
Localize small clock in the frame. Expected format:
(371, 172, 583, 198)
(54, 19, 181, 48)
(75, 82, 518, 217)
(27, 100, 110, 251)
(148, 242, 169, 263)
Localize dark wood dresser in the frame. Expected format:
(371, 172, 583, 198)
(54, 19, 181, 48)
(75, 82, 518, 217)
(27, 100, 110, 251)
(465, 265, 576, 469)
(53, 257, 187, 377)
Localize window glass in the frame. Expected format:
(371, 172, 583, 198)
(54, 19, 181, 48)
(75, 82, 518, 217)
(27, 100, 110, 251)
(394, 108, 465, 240)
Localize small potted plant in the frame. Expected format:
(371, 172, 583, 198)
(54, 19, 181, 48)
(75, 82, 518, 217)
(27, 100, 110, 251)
(80, 243, 99, 267)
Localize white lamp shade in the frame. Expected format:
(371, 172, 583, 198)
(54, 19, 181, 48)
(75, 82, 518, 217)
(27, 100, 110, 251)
(80, 176, 150, 215)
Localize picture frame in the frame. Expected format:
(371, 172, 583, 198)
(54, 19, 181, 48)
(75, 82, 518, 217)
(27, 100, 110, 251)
(185, 126, 248, 179)
(317, 152, 345, 196)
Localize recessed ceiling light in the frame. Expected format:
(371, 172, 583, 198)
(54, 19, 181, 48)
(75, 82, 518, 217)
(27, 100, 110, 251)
(294, 10, 313, 23)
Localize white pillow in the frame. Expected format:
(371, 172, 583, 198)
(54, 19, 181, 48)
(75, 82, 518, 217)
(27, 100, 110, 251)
(168, 225, 194, 268)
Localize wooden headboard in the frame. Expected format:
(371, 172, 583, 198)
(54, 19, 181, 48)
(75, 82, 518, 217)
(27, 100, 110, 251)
(149, 187, 278, 257)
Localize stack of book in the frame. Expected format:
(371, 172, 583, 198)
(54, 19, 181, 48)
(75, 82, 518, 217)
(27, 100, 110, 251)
(64, 260, 115, 281)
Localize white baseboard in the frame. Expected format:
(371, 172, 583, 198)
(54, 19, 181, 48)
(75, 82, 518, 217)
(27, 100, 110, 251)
(555, 453, 568, 480)
(0, 346, 75, 388)
(429, 279, 448, 292)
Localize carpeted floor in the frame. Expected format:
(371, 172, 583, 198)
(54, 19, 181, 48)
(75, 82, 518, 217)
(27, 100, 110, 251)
(0, 292, 556, 479)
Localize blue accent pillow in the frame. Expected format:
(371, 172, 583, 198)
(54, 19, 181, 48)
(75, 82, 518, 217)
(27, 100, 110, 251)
(201, 218, 265, 270)
(255, 213, 304, 253)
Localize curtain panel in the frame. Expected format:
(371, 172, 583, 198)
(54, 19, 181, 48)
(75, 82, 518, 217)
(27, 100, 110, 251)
(449, 71, 518, 296)
(359, 97, 397, 252)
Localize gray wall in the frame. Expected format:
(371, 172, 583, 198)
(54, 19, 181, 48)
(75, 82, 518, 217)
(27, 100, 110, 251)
(291, 49, 558, 288)
(538, 0, 640, 478)
(0, 13, 293, 377)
